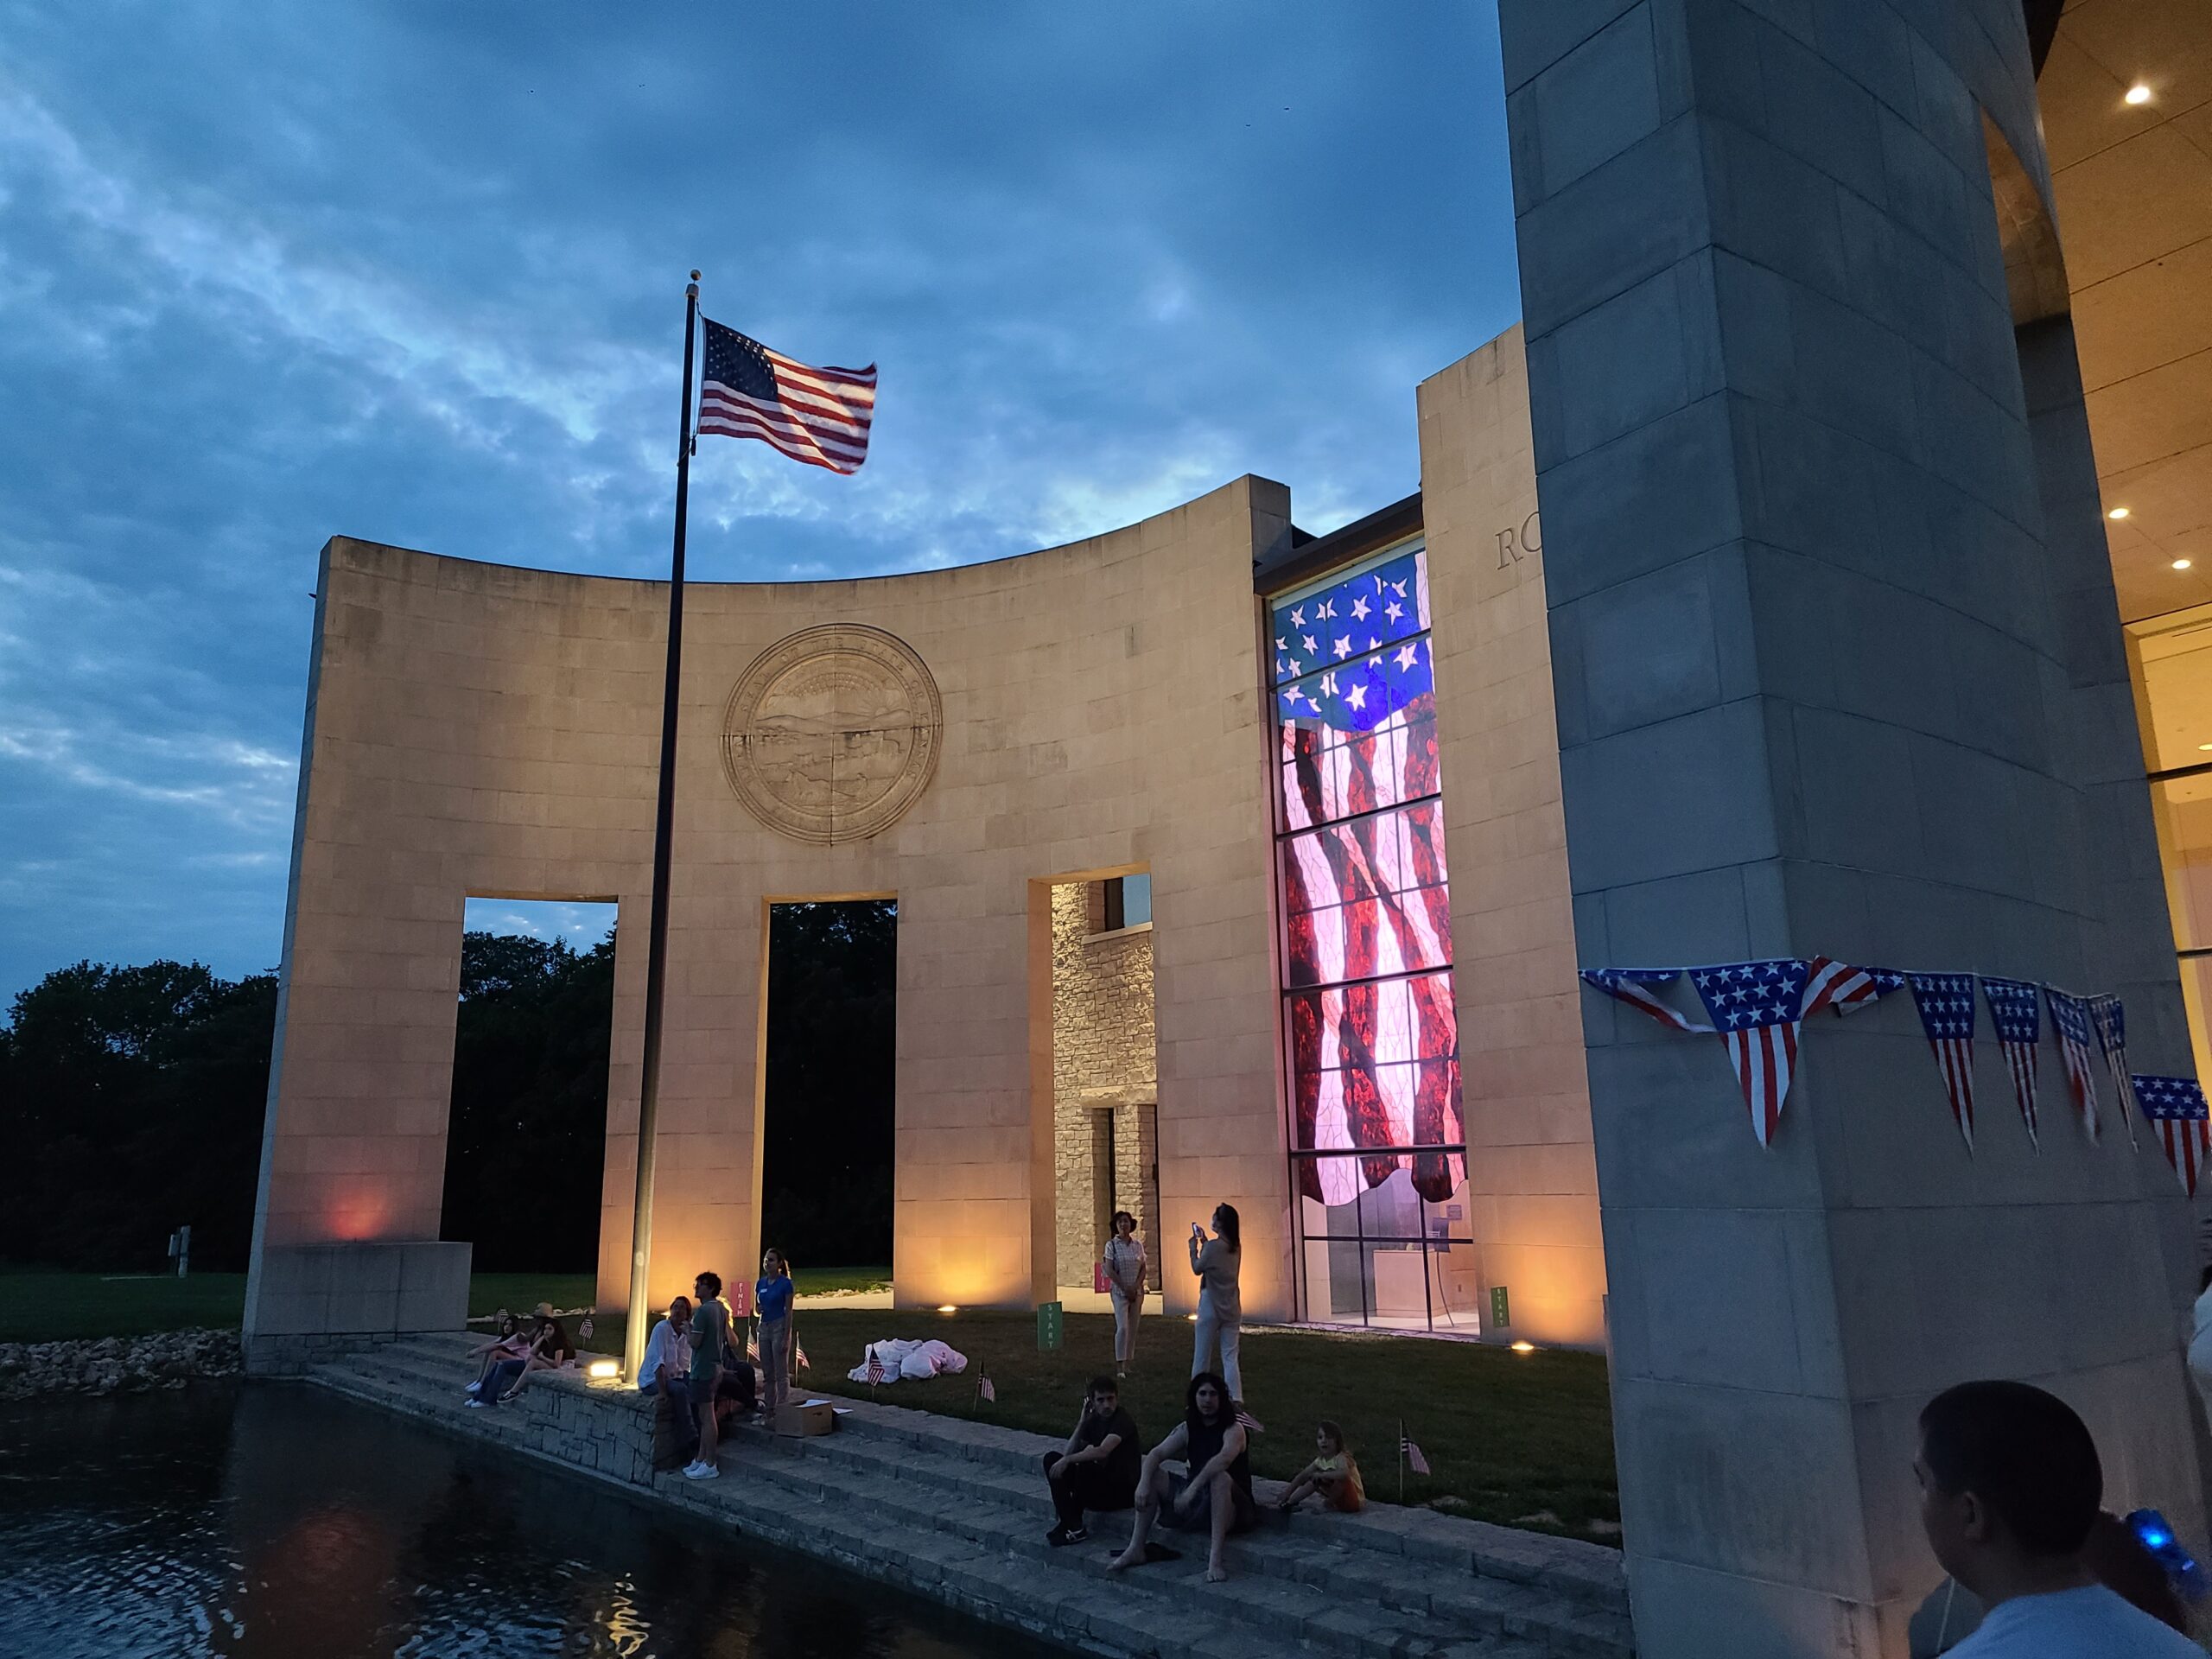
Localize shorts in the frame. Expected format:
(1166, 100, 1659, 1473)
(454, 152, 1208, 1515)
(1160, 1470, 1255, 1535)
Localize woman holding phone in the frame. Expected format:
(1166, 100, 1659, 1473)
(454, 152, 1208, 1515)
(1188, 1204, 1243, 1407)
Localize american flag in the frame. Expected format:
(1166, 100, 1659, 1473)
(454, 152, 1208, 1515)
(2046, 988, 2103, 1142)
(865, 1347, 886, 1388)
(1802, 957, 1904, 1018)
(1276, 548, 1461, 1207)
(1981, 977, 2043, 1147)
(696, 317, 875, 474)
(1689, 960, 1813, 1147)
(2088, 995, 2140, 1149)
(1907, 974, 1977, 1150)
(976, 1370, 995, 1406)
(1580, 968, 1713, 1034)
(2134, 1075, 2211, 1196)
(1400, 1424, 1430, 1477)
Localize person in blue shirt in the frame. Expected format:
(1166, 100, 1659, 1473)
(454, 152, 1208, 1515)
(755, 1249, 795, 1423)
(1915, 1379, 2197, 1656)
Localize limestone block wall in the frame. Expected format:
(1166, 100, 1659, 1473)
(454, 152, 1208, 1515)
(1049, 880, 1160, 1287)
(1420, 328, 1606, 1347)
(1498, 0, 2203, 1647)
(246, 474, 1295, 1344)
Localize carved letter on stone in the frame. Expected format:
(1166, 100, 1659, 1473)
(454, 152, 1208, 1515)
(720, 624, 944, 845)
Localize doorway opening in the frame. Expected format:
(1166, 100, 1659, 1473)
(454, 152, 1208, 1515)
(760, 900, 897, 1281)
(439, 898, 618, 1274)
(1050, 876, 1162, 1298)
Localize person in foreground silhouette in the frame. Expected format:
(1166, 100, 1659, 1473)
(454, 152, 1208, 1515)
(1915, 1378, 2196, 1655)
(1107, 1371, 1253, 1583)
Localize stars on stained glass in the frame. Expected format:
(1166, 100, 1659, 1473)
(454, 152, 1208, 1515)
(1333, 635, 1352, 659)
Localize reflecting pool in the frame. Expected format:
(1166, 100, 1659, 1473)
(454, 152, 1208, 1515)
(0, 1382, 1065, 1657)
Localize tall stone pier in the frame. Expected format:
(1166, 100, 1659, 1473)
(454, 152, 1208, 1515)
(1498, 0, 2206, 1650)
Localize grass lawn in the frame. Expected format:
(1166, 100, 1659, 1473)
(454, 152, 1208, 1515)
(776, 1307, 1619, 1541)
(0, 1270, 250, 1342)
(0, 1264, 894, 1346)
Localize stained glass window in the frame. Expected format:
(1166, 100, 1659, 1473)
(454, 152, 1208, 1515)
(1268, 539, 1471, 1332)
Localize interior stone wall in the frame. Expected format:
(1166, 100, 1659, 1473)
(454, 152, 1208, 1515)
(1049, 880, 1160, 1287)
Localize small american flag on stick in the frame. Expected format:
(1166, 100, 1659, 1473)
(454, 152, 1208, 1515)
(697, 318, 875, 474)
(976, 1369, 995, 1407)
(865, 1347, 885, 1389)
(1981, 977, 2042, 1147)
(1907, 973, 1977, 1151)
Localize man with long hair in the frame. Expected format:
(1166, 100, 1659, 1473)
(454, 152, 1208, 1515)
(1107, 1370, 1254, 1582)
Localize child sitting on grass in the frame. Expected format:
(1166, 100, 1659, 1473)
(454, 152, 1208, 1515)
(1274, 1421, 1364, 1514)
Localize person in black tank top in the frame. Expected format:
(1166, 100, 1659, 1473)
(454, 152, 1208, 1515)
(1106, 1371, 1254, 1582)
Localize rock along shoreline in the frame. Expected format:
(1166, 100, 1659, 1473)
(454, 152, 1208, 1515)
(0, 1327, 243, 1400)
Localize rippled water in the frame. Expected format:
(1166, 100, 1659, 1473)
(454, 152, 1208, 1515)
(0, 1382, 1065, 1657)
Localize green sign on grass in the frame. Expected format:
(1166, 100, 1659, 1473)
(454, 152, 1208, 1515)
(1490, 1285, 1510, 1330)
(1036, 1300, 1064, 1351)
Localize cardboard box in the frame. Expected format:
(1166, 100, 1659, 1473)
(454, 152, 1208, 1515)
(774, 1398, 837, 1438)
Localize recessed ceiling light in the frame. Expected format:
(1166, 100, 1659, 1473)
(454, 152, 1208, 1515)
(2196, 744, 2212, 753)
(2109, 506, 2131, 520)
(2175, 559, 2194, 571)
(2126, 84, 2152, 105)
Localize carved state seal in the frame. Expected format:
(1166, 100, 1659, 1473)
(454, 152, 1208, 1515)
(720, 624, 943, 845)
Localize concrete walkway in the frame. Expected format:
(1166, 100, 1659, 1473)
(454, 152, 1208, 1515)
(306, 1332, 1633, 1658)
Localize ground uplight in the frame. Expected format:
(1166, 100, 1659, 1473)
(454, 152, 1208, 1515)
(937, 1304, 957, 1314)
(1510, 1340, 1537, 1355)
(587, 1358, 620, 1381)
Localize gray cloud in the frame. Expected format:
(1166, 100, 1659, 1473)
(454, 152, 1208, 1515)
(0, 1, 1519, 1001)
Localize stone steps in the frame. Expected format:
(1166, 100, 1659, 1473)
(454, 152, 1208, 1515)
(307, 1332, 1630, 1659)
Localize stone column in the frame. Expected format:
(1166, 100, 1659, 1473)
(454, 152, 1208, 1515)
(1499, 1, 2205, 1650)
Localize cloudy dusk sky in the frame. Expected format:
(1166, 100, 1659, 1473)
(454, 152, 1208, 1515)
(0, 4, 1522, 1003)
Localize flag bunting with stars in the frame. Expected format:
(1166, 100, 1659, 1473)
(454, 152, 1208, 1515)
(2133, 1075, 2210, 1197)
(1981, 977, 2043, 1147)
(1689, 960, 1815, 1148)
(2045, 988, 2103, 1144)
(2088, 995, 2141, 1150)
(1906, 973, 1978, 1151)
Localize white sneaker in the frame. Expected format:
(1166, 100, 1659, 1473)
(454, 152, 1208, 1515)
(465, 1399, 485, 1409)
(684, 1463, 720, 1480)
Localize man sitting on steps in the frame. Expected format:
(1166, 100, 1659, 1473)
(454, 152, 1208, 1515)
(1040, 1376, 1141, 1548)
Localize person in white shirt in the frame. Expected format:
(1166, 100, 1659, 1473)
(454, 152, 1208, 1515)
(638, 1294, 691, 1396)
(1915, 1379, 2198, 1656)
(1103, 1211, 1147, 1379)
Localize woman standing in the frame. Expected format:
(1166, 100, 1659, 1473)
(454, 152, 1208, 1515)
(1103, 1211, 1147, 1378)
(755, 1248, 795, 1424)
(1188, 1204, 1243, 1406)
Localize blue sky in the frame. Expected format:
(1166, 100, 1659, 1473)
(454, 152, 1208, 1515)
(0, 3, 1521, 1004)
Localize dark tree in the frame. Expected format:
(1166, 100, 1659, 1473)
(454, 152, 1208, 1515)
(0, 960, 277, 1269)
(760, 901, 895, 1268)
(439, 930, 614, 1272)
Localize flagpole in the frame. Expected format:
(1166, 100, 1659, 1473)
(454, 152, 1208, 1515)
(623, 270, 701, 1385)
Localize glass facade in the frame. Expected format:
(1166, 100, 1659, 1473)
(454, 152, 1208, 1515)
(2129, 607, 2212, 1084)
(1268, 541, 1478, 1332)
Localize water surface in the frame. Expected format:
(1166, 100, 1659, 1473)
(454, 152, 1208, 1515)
(0, 1381, 1066, 1657)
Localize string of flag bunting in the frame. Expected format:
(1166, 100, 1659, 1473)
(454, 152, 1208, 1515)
(1579, 957, 2209, 1193)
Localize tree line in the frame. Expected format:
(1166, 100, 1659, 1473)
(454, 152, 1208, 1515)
(0, 903, 895, 1274)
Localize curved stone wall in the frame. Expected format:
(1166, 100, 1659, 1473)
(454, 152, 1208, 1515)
(245, 476, 1296, 1336)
